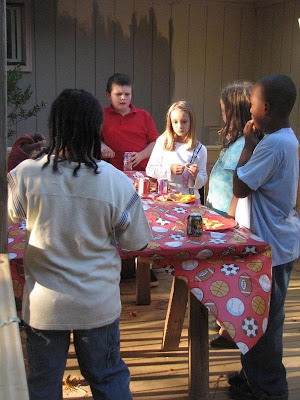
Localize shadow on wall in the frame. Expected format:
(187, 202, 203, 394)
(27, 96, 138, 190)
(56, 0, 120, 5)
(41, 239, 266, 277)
(14, 1, 175, 141)
(55, 2, 175, 136)
(93, 3, 175, 134)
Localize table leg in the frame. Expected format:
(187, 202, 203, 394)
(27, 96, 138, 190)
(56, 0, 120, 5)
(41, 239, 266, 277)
(161, 276, 188, 351)
(135, 257, 151, 305)
(188, 291, 209, 400)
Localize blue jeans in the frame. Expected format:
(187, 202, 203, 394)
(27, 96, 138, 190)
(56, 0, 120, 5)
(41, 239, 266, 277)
(25, 318, 132, 400)
(241, 261, 294, 400)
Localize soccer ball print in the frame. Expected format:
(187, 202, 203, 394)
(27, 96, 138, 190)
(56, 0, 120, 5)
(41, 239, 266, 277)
(220, 263, 240, 276)
(242, 317, 258, 338)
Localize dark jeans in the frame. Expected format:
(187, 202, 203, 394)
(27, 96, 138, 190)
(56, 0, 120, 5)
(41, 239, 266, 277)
(25, 318, 132, 400)
(241, 261, 294, 400)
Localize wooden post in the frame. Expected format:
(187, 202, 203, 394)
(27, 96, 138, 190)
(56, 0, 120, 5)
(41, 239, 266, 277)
(0, 0, 7, 254)
(0, 3, 29, 399)
(188, 291, 209, 400)
(135, 257, 151, 305)
(161, 276, 188, 351)
(0, 255, 29, 399)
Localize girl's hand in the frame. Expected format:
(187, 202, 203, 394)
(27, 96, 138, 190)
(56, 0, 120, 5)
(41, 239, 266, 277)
(171, 164, 185, 175)
(243, 120, 262, 151)
(187, 163, 199, 180)
(131, 151, 144, 168)
(101, 143, 115, 158)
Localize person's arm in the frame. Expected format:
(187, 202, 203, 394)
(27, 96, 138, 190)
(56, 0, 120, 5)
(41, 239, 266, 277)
(131, 111, 159, 167)
(114, 190, 153, 252)
(233, 120, 261, 198)
(131, 141, 156, 168)
(227, 195, 239, 218)
(145, 138, 173, 180)
(188, 145, 208, 190)
(101, 141, 115, 159)
(8, 133, 46, 172)
(7, 169, 27, 224)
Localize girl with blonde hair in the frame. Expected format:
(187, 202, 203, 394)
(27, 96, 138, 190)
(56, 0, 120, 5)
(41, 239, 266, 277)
(146, 101, 207, 199)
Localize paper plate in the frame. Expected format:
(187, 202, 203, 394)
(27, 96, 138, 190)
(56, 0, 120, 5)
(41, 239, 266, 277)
(203, 216, 238, 231)
(154, 194, 196, 204)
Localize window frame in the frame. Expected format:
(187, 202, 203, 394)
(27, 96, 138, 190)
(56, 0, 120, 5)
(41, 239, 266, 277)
(7, 0, 32, 72)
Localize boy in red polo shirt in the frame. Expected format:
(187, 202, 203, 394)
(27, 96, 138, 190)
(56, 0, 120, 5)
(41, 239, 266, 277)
(101, 73, 159, 171)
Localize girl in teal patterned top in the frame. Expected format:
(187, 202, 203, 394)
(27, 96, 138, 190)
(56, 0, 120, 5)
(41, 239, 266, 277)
(206, 81, 253, 217)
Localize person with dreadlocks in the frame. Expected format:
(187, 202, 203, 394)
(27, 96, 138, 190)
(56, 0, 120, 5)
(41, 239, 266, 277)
(7, 88, 152, 400)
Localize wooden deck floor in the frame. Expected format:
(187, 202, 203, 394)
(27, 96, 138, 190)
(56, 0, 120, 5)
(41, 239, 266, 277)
(21, 260, 300, 399)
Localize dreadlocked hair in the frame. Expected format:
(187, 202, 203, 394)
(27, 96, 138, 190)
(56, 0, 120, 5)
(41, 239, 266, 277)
(219, 81, 252, 149)
(37, 89, 103, 176)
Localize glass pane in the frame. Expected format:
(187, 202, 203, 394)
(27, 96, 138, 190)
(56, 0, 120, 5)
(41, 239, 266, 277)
(7, 6, 23, 63)
(6, 10, 12, 59)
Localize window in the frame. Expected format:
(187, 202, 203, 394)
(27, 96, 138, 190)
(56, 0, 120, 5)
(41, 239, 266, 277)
(7, 0, 32, 71)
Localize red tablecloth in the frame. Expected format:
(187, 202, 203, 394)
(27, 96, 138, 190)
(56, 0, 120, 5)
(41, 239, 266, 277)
(8, 171, 272, 355)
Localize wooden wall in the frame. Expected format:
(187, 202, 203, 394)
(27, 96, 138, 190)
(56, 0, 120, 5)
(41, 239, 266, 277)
(9, 0, 300, 146)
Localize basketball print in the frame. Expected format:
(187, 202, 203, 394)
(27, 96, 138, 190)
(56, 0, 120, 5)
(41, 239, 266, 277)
(147, 242, 160, 250)
(222, 321, 236, 339)
(252, 296, 266, 315)
(262, 245, 272, 258)
(11, 243, 25, 250)
(13, 280, 23, 299)
(175, 251, 191, 259)
(246, 259, 263, 273)
(210, 280, 230, 298)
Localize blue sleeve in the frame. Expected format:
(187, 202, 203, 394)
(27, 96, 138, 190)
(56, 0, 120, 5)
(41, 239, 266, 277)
(237, 143, 279, 191)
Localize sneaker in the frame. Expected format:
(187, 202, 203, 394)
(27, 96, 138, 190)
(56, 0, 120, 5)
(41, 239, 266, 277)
(209, 334, 238, 349)
(150, 269, 158, 287)
(226, 371, 247, 386)
(228, 382, 256, 400)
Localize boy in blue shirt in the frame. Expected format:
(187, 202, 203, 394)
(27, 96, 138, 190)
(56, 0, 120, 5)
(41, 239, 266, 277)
(231, 74, 300, 400)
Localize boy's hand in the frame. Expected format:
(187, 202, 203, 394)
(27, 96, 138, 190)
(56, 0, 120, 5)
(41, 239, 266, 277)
(187, 163, 199, 180)
(101, 143, 115, 158)
(243, 120, 262, 152)
(130, 151, 144, 168)
(171, 164, 185, 175)
(19, 133, 46, 156)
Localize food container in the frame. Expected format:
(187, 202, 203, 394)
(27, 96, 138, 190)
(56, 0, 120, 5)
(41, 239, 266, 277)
(187, 213, 203, 236)
(138, 177, 150, 196)
(149, 178, 158, 193)
(123, 152, 133, 171)
(157, 178, 168, 194)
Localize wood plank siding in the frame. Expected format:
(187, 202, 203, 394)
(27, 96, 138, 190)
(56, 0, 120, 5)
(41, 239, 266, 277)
(8, 0, 300, 146)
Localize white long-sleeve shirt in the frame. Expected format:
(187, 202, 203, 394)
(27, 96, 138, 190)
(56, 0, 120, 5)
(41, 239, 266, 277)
(146, 135, 208, 199)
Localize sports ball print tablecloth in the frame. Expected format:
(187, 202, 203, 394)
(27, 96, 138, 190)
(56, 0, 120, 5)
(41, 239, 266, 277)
(7, 172, 272, 355)
(124, 200, 272, 355)
(121, 175, 272, 355)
